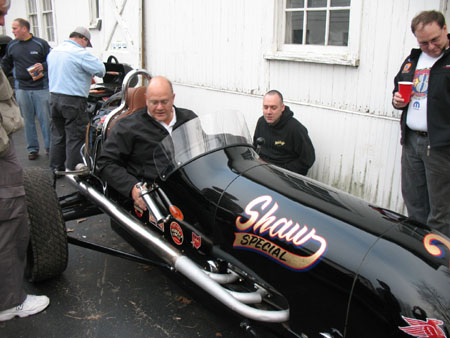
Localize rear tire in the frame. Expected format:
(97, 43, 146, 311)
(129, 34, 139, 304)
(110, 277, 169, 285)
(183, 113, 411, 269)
(23, 168, 68, 282)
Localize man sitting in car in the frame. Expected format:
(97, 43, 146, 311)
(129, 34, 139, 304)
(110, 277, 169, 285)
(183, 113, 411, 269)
(97, 76, 197, 210)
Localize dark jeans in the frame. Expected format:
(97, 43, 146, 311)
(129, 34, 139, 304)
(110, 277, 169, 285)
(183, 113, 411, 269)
(49, 93, 88, 171)
(401, 129, 450, 237)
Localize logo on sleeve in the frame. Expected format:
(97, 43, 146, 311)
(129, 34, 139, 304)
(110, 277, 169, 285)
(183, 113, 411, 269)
(403, 63, 412, 72)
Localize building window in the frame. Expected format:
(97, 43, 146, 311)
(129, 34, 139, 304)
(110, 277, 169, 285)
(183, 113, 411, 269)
(89, 0, 102, 30)
(285, 0, 350, 46)
(26, 0, 55, 42)
(42, 0, 54, 42)
(27, 0, 40, 37)
(265, 0, 362, 66)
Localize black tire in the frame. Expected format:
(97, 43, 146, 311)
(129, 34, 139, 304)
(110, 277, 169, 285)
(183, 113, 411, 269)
(23, 168, 68, 282)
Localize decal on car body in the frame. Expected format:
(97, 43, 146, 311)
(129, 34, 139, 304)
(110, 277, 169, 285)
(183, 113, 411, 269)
(399, 316, 447, 338)
(170, 205, 184, 221)
(170, 222, 184, 245)
(424, 233, 450, 268)
(191, 232, 201, 249)
(234, 195, 327, 271)
(134, 205, 143, 218)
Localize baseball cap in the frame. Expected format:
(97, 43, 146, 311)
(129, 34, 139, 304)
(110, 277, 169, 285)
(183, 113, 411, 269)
(72, 26, 92, 47)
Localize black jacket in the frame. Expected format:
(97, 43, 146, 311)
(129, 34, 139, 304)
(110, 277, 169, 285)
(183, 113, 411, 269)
(98, 107, 197, 197)
(393, 35, 450, 148)
(1, 35, 51, 90)
(253, 105, 315, 175)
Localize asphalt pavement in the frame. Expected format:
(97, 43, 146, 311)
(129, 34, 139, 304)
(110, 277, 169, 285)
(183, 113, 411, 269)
(0, 126, 249, 338)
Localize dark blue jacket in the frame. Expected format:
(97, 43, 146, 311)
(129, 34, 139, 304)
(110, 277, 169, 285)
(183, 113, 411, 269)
(1, 35, 51, 90)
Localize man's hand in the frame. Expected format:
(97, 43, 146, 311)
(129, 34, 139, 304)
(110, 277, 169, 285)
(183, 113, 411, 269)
(393, 92, 409, 109)
(131, 184, 147, 211)
(33, 63, 44, 72)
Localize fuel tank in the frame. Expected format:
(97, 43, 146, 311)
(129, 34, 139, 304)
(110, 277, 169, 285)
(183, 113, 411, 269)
(162, 146, 450, 338)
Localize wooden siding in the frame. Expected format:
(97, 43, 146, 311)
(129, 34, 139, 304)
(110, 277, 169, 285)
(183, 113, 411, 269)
(5, 0, 446, 214)
(143, 0, 446, 213)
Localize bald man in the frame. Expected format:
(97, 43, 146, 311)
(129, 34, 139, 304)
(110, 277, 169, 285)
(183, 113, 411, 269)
(98, 76, 196, 209)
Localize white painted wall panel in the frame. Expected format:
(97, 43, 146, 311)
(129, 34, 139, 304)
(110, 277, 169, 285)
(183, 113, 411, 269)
(6, 0, 444, 215)
(145, 0, 271, 94)
(143, 0, 443, 214)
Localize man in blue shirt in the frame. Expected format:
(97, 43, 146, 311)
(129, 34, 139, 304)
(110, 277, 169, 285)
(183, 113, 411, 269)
(47, 26, 105, 171)
(1, 18, 51, 160)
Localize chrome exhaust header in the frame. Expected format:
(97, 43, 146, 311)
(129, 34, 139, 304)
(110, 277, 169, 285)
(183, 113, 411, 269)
(66, 175, 289, 323)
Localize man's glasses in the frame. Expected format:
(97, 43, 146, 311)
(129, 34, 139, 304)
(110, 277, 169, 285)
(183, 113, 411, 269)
(147, 99, 170, 106)
(418, 30, 443, 47)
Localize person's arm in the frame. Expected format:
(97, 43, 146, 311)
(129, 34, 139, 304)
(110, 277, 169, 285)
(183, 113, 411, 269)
(0, 116, 10, 157)
(0, 71, 11, 155)
(392, 60, 409, 110)
(40, 39, 51, 72)
(97, 125, 139, 199)
(253, 119, 260, 146)
(0, 47, 13, 75)
(284, 124, 315, 175)
(81, 53, 106, 78)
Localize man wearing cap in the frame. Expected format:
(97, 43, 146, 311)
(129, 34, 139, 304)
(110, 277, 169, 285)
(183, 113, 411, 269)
(47, 26, 105, 172)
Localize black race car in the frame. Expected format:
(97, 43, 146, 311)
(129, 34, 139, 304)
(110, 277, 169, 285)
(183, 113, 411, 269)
(24, 69, 450, 338)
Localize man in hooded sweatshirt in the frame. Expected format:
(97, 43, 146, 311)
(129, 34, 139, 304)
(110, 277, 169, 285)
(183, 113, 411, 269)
(253, 90, 315, 175)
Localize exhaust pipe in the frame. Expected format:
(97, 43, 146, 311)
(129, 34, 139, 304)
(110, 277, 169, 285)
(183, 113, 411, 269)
(66, 175, 289, 323)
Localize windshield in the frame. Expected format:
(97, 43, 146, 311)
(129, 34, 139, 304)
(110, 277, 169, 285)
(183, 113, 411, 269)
(154, 110, 253, 180)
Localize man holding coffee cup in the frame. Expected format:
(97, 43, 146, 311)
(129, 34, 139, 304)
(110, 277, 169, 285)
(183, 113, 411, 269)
(392, 10, 450, 237)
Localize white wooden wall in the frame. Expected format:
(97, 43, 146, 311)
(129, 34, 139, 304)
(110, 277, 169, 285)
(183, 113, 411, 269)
(144, 0, 447, 214)
(4, 0, 448, 214)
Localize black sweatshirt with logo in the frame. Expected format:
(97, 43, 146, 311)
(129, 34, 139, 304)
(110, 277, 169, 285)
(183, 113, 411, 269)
(253, 105, 315, 175)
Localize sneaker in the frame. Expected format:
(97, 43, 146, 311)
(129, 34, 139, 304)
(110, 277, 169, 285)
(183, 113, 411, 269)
(0, 295, 50, 321)
(55, 164, 89, 176)
(28, 152, 39, 160)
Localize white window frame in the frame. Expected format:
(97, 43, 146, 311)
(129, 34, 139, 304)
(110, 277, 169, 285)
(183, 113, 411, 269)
(264, 0, 362, 67)
(42, 0, 55, 42)
(27, 0, 40, 38)
(89, 0, 102, 30)
(26, 0, 56, 42)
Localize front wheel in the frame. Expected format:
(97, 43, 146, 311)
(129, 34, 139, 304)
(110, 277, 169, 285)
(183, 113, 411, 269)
(23, 167, 68, 282)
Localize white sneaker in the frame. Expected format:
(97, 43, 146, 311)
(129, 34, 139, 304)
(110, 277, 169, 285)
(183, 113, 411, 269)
(55, 164, 89, 176)
(0, 295, 50, 321)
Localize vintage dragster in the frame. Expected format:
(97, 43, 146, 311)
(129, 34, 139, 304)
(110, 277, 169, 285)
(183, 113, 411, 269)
(23, 70, 450, 338)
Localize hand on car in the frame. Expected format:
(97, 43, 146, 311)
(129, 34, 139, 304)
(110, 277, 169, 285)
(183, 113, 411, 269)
(131, 185, 147, 211)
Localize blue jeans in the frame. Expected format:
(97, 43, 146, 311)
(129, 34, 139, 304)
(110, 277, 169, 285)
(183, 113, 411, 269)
(401, 129, 450, 237)
(15, 89, 51, 154)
